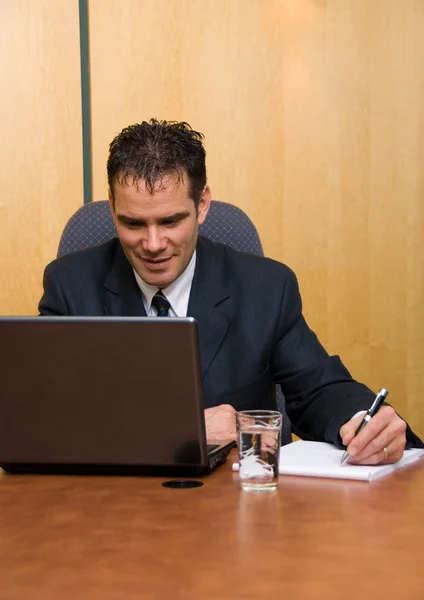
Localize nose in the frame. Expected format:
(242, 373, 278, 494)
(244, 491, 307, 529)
(142, 226, 166, 254)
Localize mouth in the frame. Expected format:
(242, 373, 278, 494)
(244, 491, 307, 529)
(140, 256, 172, 269)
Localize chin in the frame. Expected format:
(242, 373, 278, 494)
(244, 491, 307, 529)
(143, 273, 174, 288)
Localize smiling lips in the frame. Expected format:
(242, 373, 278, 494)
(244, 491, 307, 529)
(141, 256, 172, 269)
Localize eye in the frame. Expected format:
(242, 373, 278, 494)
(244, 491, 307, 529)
(125, 221, 143, 229)
(162, 219, 180, 227)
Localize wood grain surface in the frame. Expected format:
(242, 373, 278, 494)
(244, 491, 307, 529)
(1, 450, 424, 599)
(1, 1, 423, 436)
(0, 0, 83, 315)
(88, 0, 424, 438)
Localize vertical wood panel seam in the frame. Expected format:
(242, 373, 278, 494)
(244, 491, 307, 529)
(79, 0, 92, 204)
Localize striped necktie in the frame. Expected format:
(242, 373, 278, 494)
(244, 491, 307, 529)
(151, 290, 171, 317)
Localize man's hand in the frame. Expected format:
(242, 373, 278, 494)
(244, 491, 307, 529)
(339, 405, 406, 465)
(204, 404, 237, 441)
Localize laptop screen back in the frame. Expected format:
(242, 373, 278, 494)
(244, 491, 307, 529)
(0, 317, 209, 469)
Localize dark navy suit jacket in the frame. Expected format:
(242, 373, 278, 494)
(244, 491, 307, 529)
(39, 236, 423, 447)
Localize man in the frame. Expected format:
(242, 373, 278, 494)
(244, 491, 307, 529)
(39, 119, 422, 463)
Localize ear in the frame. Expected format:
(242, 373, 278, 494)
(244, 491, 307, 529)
(108, 188, 117, 224)
(197, 186, 211, 225)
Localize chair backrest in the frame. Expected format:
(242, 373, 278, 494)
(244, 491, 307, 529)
(57, 199, 290, 443)
(57, 200, 264, 258)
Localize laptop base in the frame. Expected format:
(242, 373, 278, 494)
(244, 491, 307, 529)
(1, 441, 235, 477)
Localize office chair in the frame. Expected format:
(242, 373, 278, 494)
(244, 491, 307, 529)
(57, 200, 290, 443)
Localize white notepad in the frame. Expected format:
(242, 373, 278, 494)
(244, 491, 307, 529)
(232, 441, 424, 481)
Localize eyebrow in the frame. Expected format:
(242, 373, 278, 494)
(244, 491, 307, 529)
(116, 211, 190, 226)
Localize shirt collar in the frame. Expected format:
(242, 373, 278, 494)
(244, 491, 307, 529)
(133, 250, 196, 317)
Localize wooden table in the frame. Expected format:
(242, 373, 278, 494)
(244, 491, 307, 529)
(1, 451, 424, 599)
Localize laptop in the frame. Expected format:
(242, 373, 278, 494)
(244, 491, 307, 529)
(0, 317, 235, 476)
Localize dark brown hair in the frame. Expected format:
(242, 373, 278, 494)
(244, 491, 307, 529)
(107, 119, 207, 208)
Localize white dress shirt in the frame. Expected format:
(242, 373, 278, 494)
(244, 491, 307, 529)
(133, 251, 196, 317)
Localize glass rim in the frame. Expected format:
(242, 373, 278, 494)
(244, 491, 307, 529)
(236, 409, 282, 417)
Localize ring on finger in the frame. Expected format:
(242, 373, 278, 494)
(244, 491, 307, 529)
(383, 446, 389, 460)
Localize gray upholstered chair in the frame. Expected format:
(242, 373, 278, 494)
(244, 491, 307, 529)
(57, 200, 290, 443)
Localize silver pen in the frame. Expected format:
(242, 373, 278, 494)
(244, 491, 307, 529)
(340, 388, 389, 465)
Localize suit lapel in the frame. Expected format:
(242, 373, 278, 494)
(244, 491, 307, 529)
(103, 242, 146, 317)
(188, 237, 231, 378)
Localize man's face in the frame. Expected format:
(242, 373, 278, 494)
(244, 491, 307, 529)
(109, 174, 210, 289)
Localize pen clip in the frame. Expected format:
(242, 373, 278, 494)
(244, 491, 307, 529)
(368, 388, 388, 414)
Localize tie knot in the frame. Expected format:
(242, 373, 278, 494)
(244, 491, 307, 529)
(151, 290, 171, 317)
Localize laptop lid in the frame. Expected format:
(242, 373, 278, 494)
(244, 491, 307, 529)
(0, 317, 231, 473)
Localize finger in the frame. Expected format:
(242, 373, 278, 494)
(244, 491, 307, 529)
(205, 405, 237, 440)
(349, 441, 405, 466)
(348, 417, 406, 464)
(340, 412, 366, 447)
(346, 406, 400, 458)
(349, 415, 406, 462)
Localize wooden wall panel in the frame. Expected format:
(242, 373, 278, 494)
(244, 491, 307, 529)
(0, 0, 83, 315)
(89, 0, 424, 437)
(277, 1, 424, 437)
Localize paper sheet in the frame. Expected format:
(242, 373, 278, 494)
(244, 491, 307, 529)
(232, 441, 424, 481)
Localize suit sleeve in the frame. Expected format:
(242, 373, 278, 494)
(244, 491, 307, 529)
(38, 263, 70, 316)
(270, 269, 423, 447)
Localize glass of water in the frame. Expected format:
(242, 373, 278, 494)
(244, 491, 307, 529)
(236, 410, 283, 492)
